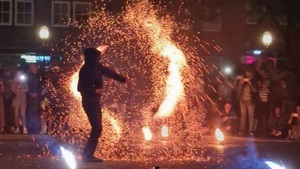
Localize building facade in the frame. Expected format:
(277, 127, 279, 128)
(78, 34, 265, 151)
(0, 0, 93, 66)
(189, 0, 300, 71)
(1, 0, 300, 71)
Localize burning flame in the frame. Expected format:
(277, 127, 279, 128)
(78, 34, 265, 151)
(97, 45, 109, 55)
(155, 43, 186, 118)
(70, 72, 81, 99)
(215, 128, 224, 142)
(161, 125, 168, 138)
(141, 17, 186, 118)
(265, 161, 286, 169)
(60, 147, 76, 169)
(142, 126, 152, 141)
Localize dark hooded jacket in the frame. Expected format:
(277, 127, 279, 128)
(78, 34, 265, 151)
(77, 48, 126, 101)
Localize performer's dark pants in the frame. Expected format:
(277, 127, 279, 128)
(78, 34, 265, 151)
(82, 99, 102, 159)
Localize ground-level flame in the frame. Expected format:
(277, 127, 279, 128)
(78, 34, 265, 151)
(161, 125, 168, 138)
(142, 126, 152, 141)
(215, 128, 224, 142)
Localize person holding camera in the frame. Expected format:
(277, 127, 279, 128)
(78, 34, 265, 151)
(12, 70, 28, 134)
(237, 69, 259, 136)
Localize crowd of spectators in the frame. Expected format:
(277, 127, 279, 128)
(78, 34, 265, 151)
(0, 60, 59, 135)
(204, 58, 300, 140)
(1, 56, 299, 142)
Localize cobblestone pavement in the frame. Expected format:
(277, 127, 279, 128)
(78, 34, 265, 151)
(0, 134, 299, 169)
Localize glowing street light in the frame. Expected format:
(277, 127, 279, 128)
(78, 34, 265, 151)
(262, 31, 272, 47)
(39, 26, 49, 40)
(223, 66, 232, 75)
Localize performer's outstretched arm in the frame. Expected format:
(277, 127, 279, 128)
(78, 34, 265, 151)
(100, 65, 126, 83)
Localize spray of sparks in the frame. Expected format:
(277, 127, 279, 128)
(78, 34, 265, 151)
(46, 0, 228, 162)
(130, 8, 187, 118)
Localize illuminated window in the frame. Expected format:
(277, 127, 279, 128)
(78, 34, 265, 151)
(15, 0, 34, 26)
(52, 1, 70, 27)
(0, 0, 12, 25)
(73, 2, 91, 26)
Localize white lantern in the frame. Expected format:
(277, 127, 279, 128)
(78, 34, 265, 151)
(39, 26, 49, 39)
(262, 31, 272, 47)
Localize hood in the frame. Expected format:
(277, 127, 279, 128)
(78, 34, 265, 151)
(84, 47, 101, 64)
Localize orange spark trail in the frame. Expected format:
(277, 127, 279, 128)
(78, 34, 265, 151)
(154, 42, 187, 118)
(127, 1, 187, 118)
(57, 0, 209, 161)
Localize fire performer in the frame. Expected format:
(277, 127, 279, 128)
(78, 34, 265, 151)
(77, 47, 126, 162)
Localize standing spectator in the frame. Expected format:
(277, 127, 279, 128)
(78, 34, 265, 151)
(272, 79, 295, 137)
(286, 105, 300, 140)
(268, 106, 284, 137)
(237, 69, 259, 136)
(217, 102, 238, 135)
(2, 67, 15, 133)
(0, 79, 5, 133)
(256, 70, 272, 136)
(26, 64, 42, 134)
(12, 70, 28, 134)
(39, 78, 51, 134)
(18, 58, 29, 73)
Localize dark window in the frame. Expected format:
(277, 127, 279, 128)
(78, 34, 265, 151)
(0, 0, 11, 25)
(52, 1, 70, 26)
(15, 0, 33, 26)
(73, 2, 91, 26)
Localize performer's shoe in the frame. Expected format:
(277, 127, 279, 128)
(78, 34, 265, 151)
(82, 156, 104, 162)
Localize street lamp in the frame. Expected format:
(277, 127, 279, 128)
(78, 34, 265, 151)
(39, 26, 49, 40)
(223, 66, 232, 75)
(262, 31, 272, 47)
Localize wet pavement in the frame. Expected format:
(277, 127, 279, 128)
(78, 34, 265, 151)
(0, 134, 299, 169)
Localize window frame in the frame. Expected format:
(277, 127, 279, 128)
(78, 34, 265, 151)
(14, 0, 34, 26)
(51, 1, 70, 27)
(0, 0, 12, 25)
(72, 1, 91, 26)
